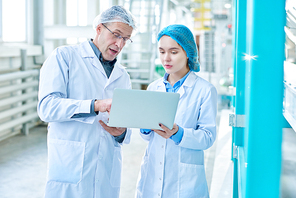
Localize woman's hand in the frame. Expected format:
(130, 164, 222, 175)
(153, 123, 179, 139)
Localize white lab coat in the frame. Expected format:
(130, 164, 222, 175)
(38, 41, 132, 198)
(136, 72, 217, 198)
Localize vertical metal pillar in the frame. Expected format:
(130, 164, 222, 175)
(33, 0, 44, 45)
(231, 0, 238, 197)
(232, 0, 247, 197)
(231, 0, 237, 109)
(234, 0, 247, 148)
(0, 0, 2, 40)
(21, 49, 29, 135)
(244, 0, 285, 197)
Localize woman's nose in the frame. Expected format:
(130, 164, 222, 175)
(164, 53, 170, 61)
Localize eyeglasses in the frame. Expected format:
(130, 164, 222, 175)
(102, 24, 133, 44)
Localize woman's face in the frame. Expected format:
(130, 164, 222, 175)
(158, 35, 189, 77)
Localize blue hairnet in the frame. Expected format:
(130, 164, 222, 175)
(157, 24, 200, 72)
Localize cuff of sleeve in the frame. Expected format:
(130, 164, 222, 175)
(140, 129, 152, 135)
(71, 99, 98, 118)
(170, 125, 184, 145)
(114, 130, 127, 143)
(79, 99, 93, 113)
(71, 116, 96, 124)
(91, 99, 99, 115)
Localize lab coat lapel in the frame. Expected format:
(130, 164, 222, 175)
(106, 62, 124, 86)
(156, 80, 166, 92)
(178, 86, 185, 98)
(178, 72, 197, 99)
(91, 57, 106, 77)
(80, 41, 107, 77)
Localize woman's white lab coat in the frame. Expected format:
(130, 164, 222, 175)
(38, 41, 131, 198)
(136, 72, 217, 198)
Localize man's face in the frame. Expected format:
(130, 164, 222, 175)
(93, 22, 133, 61)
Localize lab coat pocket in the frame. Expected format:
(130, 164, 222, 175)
(180, 148, 204, 165)
(179, 163, 209, 198)
(47, 139, 85, 184)
(110, 146, 122, 187)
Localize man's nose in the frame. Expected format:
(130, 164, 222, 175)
(115, 38, 125, 49)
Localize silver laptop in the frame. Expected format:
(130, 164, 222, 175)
(108, 88, 180, 130)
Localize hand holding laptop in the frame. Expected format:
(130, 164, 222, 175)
(153, 123, 179, 139)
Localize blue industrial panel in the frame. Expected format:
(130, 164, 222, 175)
(232, 0, 285, 197)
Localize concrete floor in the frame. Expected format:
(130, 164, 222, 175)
(0, 126, 47, 198)
(0, 125, 222, 198)
(0, 109, 244, 198)
(281, 128, 296, 198)
(0, 109, 230, 198)
(210, 109, 233, 198)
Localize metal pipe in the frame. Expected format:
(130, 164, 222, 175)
(231, 0, 239, 196)
(0, 81, 39, 95)
(0, 113, 39, 136)
(0, 70, 39, 82)
(0, 102, 37, 120)
(0, 91, 37, 108)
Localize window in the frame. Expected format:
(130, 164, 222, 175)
(2, 0, 26, 42)
(66, 0, 87, 44)
(66, 0, 87, 26)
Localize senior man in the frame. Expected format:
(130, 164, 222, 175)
(38, 5, 136, 198)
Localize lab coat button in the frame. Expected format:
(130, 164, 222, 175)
(160, 162, 162, 165)
(159, 178, 162, 180)
(158, 193, 161, 196)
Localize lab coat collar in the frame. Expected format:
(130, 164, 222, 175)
(79, 41, 125, 86)
(156, 71, 198, 98)
(177, 71, 197, 98)
(182, 71, 198, 88)
(80, 41, 106, 76)
(106, 62, 125, 87)
(80, 40, 96, 58)
(156, 80, 166, 92)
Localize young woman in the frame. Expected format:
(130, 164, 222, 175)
(136, 24, 217, 198)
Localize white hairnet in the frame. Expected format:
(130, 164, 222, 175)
(93, 5, 136, 30)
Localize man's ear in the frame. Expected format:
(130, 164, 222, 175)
(96, 24, 103, 35)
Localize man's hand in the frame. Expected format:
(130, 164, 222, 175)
(99, 120, 126, 136)
(153, 123, 179, 139)
(94, 99, 112, 114)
